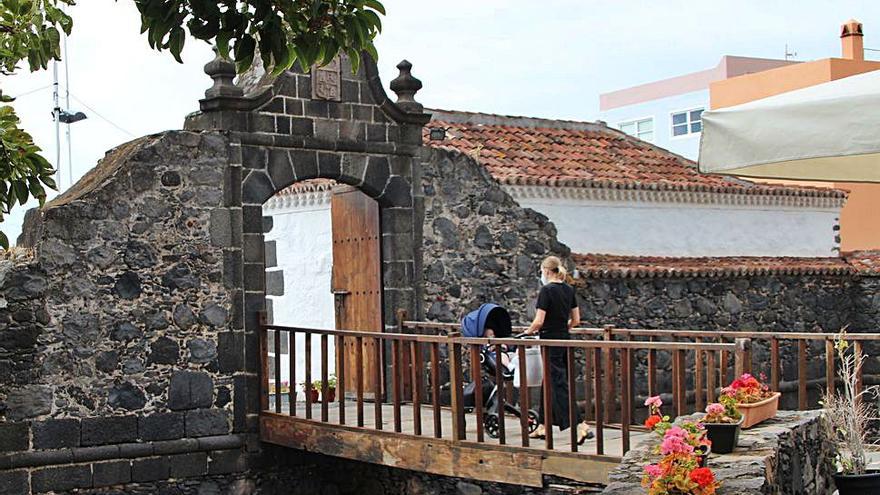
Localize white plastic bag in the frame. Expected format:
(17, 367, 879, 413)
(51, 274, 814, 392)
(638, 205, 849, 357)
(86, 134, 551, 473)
(511, 346, 543, 387)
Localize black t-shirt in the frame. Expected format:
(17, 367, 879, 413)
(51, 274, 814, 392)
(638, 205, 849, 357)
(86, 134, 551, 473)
(536, 282, 577, 338)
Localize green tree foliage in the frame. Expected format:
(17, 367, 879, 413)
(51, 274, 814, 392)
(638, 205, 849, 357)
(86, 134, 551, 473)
(0, 0, 384, 249)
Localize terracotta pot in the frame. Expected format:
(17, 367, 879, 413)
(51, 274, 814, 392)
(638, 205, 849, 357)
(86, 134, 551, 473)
(307, 389, 319, 403)
(834, 470, 880, 495)
(325, 387, 336, 402)
(738, 392, 781, 429)
(703, 419, 742, 454)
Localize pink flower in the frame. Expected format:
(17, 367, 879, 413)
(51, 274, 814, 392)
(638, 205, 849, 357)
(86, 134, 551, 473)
(706, 403, 724, 416)
(644, 396, 662, 408)
(660, 426, 694, 455)
(643, 464, 662, 479)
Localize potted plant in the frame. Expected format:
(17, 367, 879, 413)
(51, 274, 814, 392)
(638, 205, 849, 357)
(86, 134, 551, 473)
(325, 374, 337, 402)
(302, 380, 319, 403)
(700, 395, 743, 454)
(642, 427, 720, 494)
(645, 396, 711, 466)
(822, 332, 880, 494)
(723, 373, 780, 428)
(311, 375, 338, 402)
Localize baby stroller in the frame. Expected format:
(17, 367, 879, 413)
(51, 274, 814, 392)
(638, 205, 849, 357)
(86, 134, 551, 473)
(460, 303, 541, 439)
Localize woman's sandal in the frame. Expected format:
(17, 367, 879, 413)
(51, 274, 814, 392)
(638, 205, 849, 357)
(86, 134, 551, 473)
(528, 424, 546, 439)
(577, 422, 595, 445)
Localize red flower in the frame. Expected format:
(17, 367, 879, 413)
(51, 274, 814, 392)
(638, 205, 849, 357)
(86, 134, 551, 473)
(644, 415, 662, 429)
(689, 467, 715, 487)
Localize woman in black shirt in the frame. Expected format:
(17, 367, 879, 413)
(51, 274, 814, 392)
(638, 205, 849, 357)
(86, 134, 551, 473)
(524, 256, 592, 443)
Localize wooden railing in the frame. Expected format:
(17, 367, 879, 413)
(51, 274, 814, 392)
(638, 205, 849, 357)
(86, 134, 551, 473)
(259, 322, 741, 458)
(403, 321, 880, 412)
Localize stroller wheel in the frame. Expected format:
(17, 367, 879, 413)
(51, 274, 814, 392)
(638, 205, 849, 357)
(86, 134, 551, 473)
(485, 413, 500, 439)
(527, 409, 540, 433)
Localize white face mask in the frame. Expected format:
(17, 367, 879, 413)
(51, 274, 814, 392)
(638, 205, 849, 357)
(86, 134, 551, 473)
(540, 270, 549, 286)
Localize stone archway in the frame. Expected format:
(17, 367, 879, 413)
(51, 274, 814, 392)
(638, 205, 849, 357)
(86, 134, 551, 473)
(184, 52, 430, 430)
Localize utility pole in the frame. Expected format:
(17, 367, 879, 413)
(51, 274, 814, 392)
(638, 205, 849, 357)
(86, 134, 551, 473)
(52, 60, 61, 187)
(63, 34, 72, 190)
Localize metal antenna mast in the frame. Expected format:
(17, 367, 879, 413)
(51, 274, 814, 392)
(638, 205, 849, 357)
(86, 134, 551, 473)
(52, 61, 61, 187)
(63, 34, 72, 189)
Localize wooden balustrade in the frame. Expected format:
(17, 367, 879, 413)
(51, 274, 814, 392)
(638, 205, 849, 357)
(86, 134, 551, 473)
(402, 321, 880, 411)
(260, 322, 740, 460)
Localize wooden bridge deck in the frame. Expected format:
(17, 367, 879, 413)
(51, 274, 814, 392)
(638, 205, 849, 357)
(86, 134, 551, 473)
(260, 400, 651, 487)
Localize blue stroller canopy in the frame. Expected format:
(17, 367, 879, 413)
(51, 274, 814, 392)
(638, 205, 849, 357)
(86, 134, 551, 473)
(460, 303, 512, 338)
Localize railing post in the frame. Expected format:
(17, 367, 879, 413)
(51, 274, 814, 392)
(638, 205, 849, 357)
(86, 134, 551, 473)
(396, 308, 407, 333)
(469, 344, 485, 443)
(770, 337, 780, 392)
(274, 329, 282, 413)
(647, 337, 657, 399)
(397, 309, 412, 398)
(672, 349, 686, 418)
(825, 339, 835, 398)
(734, 338, 751, 379)
(593, 346, 604, 455)
(694, 337, 704, 413)
(448, 332, 466, 441)
(431, 342, 442, 438)
(620, 347, 632, 454)
(854, 341, 864, 398)
(798, 340, 807, 410)
(706, 349, 717, 404)
(603, 325, 616, 423)
(259, 312, 269, 412)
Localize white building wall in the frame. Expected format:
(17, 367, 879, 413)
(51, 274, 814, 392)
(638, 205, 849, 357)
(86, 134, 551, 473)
(264, 193, 335, 396)
(507, 186, 842, 257)
(599, 89, 708, 160)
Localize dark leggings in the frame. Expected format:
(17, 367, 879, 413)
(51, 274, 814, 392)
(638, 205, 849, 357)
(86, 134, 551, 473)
(537, 344, 582, 431)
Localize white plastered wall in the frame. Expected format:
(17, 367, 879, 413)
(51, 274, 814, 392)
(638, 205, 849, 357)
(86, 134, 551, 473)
(506, 185, 843, 257)
(264, 191, 335, 397)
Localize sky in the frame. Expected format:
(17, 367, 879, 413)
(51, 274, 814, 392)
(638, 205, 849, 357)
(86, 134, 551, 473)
(3, 0, 879, 243)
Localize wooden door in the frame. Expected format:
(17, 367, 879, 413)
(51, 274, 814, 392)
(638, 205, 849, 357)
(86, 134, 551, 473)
(331, 185, 383, 397)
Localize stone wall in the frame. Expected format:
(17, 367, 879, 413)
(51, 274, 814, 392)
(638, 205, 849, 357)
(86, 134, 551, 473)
(0, 132, 256, 493)
(418, 146, 572, 326)
(576, 272, 880, 410)
(602, 410, 835, 495)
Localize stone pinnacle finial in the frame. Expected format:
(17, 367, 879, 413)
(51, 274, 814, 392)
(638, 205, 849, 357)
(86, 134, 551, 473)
(389, 59, 424, 113)
(204, 47, 244, 99)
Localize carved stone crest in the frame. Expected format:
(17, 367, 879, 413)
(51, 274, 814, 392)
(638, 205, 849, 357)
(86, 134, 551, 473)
(311, 57, 341, 101)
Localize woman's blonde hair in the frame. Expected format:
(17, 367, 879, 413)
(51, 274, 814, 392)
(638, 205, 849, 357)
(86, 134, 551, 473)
(541, 256, 567, 278)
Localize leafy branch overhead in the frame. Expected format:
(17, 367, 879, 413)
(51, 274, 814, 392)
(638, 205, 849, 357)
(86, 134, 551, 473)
(0, 0, 72, 249)
(0, 0, 385, 249)
(136, 0, 385, 75)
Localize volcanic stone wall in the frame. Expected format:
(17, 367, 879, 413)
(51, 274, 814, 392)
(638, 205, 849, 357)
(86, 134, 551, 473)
(576, 272, 880, 410)
(602, 410, 835, 495)
(417, 146, 573, 326)
(0, 132, 253, 493)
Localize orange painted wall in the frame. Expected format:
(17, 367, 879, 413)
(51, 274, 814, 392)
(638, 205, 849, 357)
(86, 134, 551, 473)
(710, 58, 880, 109)
(710, 58, 880, 251)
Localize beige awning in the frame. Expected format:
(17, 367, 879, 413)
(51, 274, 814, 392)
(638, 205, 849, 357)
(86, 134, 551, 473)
(698, 69, 880, 183)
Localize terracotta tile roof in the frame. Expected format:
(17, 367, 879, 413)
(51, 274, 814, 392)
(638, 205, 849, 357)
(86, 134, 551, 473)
(425, 110, 846, 198)
(571, 253, 869, 279)
(277, 178, 336, 196)
(842, 251, 880, 275)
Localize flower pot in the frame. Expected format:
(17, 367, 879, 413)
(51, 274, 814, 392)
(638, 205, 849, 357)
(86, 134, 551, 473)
(694, 444, 711, 467)
(703, 420, 742, 454)
(737, 392, 780, 429)
(833, 470, 880, 494)
(306, 389, 319, 403)
(325, 387, 336, 402)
